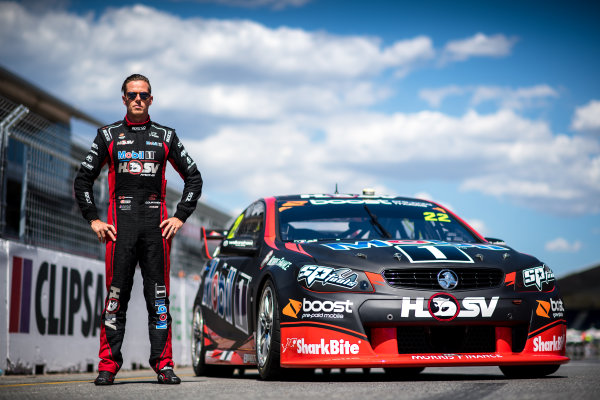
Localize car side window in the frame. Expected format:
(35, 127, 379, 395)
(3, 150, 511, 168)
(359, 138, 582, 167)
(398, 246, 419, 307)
(227, 201, 265, 240)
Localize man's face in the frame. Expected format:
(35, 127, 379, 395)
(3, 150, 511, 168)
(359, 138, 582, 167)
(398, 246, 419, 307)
(122, 80, 153, 120)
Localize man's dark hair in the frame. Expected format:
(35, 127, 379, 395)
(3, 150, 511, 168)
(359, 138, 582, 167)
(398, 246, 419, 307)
(121, 74, 151, 94)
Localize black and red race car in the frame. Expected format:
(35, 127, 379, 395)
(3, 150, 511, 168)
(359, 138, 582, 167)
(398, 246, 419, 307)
(191, 193, 568, 379)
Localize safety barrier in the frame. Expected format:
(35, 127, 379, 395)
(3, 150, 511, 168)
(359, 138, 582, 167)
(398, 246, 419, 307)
(0, 239, 199, 374)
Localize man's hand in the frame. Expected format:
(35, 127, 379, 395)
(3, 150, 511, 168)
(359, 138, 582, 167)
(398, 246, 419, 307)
(90, 219, 116, 242)
(160, 217, 183, 240)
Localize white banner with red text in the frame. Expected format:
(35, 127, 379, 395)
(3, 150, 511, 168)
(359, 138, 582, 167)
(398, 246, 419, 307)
(0, 239, 198, 373)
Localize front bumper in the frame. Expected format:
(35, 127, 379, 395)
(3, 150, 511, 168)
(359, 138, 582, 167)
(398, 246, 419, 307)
(280, 322, 568, 368)
(279, 288, 569, 368)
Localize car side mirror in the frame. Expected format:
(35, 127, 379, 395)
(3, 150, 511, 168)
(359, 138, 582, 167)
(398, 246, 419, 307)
(221, 237, 260, 256)
(201, 227, 227, 260)
(485, 237, 506, 245)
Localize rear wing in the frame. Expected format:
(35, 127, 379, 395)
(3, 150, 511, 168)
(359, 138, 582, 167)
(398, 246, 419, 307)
(201, 227, 226, 260)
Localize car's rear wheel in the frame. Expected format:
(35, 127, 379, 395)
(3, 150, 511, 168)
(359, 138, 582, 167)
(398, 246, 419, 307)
(499, 364, 560, 378)
(191, 303, 208, 376)
(191, 303, 234, 377)
(256, 280, 283, 380)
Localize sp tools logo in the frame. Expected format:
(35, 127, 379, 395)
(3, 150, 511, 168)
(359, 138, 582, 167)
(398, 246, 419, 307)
(523, 265, 555, 291)
(283, 299, 302, 318)
(297, 265, 358, 289)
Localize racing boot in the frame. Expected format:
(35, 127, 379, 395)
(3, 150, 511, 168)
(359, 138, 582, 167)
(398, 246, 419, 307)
(157, 367, 181, 384)
(94, 370, 115, 385)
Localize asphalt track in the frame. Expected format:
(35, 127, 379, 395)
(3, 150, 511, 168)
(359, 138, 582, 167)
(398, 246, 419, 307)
(1, 360, 599, 400)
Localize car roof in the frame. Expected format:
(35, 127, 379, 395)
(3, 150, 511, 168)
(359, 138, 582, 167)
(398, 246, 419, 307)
(271, 193, 435, 203)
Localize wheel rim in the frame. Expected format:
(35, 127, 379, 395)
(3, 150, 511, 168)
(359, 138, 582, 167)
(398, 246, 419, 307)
(191, 305, 204, 367)
(257, 285, 274, 368)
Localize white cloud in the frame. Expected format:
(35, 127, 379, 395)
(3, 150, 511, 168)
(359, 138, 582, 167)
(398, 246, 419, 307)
(1, 3, 598, 217)
(187, 0, 313, 10)
(419, 84, 558, 109)
(471, 84, 559, 109)
(419, 85, 467, 108)
(413, 191, 434, 201)
(465, 219, 488, 237)
(412, 192, 454, 211)
(545, 237, 582, 253)
(442, 33, 518, 63)
(571, 100, 600, 134)
(0, 3, 434, 120)
(189, 108, 600, 215)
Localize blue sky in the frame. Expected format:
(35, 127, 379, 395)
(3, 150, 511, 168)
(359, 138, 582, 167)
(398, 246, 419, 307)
(1, 0, 599, 277)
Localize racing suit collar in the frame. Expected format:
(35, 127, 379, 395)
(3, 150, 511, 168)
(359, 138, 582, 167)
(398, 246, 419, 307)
(125, 115, 151, 127)
(125, 115, 151, 131)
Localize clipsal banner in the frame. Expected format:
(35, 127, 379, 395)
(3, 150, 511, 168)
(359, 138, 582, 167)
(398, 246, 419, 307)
(0, 239, 196, 373)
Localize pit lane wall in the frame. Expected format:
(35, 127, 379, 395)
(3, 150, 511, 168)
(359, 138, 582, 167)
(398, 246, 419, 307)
(0, 239, 198, 374)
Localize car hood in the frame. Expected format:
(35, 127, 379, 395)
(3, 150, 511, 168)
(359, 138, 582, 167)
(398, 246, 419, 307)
(292, 239, 540, 272)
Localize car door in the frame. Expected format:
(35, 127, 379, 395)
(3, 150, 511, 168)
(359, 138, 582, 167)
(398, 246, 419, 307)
(200, 201, 265, 348)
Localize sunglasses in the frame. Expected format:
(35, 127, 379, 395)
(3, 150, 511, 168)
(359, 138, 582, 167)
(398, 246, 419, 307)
(126, 92, 151, 100)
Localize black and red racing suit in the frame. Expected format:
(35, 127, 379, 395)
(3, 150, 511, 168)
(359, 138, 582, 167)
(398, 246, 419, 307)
(74, 117, 202, 374)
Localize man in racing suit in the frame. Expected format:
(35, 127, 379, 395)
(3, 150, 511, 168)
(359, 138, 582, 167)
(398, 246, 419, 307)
(74, 74, 202, 385)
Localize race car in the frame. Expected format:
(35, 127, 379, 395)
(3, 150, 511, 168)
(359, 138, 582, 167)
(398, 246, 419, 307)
(191, 193, 568, 379)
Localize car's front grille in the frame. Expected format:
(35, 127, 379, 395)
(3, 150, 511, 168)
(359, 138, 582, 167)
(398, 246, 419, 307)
(396, 326, 496, 353)
(383, 267, 504, 290)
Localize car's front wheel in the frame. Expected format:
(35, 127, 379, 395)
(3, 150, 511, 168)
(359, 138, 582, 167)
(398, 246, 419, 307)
(256, 280, 283, 380)
(499, 364, 560, 378)
(191, 303, 233, 377)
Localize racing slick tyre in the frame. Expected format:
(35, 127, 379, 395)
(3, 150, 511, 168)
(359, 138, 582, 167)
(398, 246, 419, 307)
(191, 303, 234, 377)
(499, 365, 560, 378)
(256, 280, 283, 380)
(384, 367, 425, 379)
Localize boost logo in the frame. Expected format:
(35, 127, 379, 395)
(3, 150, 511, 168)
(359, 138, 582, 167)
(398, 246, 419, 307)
(282, 299, 302, 318)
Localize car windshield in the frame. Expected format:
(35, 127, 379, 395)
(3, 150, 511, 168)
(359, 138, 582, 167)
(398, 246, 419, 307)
(278, 198, 480, 243)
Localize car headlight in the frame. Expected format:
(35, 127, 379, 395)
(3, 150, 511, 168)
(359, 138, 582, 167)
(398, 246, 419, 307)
(297, 264, 373, 292)
(513, 264, 556, 292)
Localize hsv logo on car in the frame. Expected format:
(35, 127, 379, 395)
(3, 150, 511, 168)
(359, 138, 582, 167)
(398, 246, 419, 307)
(428, 293, 460, 321)
(399, 295, 499, 319)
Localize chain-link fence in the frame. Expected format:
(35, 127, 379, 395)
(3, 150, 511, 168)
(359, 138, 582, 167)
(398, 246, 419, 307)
(0, 93, 231, 274)
(0, 94, 106, 258)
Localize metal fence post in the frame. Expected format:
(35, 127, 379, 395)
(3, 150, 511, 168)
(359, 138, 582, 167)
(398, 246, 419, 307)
(0, 104, 29, 236)
(18, 146, 29, 241)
